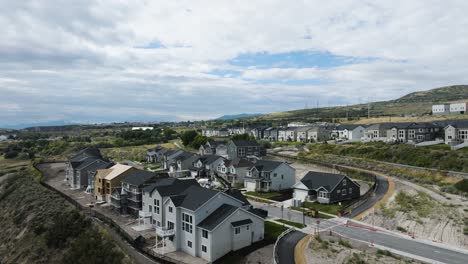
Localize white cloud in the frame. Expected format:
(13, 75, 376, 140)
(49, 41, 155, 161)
(1, 0, 468, 125)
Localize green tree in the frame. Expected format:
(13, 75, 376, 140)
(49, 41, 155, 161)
(181, 130, 198, 146)
(190, 135, 208, 149)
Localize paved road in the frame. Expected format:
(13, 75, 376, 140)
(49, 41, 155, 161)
(346, 173, 388, 218)
(255, 201, 468, 264)
(276, 231, 306, 264)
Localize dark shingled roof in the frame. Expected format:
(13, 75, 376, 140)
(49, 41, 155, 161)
(169, 185, 219, 211)
(231, 219, 253, 227)
(123, 170, 168, 187)
(197, 155, 224, 165)
(225, 158, 253, 168)
(299, 171, 346, 192)
(143, 178, 199, 197)
(336, 124, 362, 130)
(197, 204, 238, 231)
(231, 140, 260, 147)
(70, 148, 102, 162)
(250, 160, 285, 172)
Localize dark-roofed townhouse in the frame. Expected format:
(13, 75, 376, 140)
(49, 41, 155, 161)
(65, 148, 112, 190)
(170, 151, 199, 177)
(158, 185, 264, 262)
(364, 123, 394, 142)
(292, 171, 360, 204)
(444, 120, 468, 145)
(198, 140, 227, 158)
(190, 155, 225, 177)
(162, 149, 185, 170)
(262, 127, 279, 141)
(331, 124, 366, 142)
(306, 125, 333, 142)
(216, 158, 253, 185)
(227, 140, 265, 160)
(111, 170, 168, 215)
(406, 122, 442, 143)
(244, 160, 295, 192)
(146, 146, 169, 163)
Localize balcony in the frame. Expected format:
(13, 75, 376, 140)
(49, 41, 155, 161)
(156, 227, 175, 237)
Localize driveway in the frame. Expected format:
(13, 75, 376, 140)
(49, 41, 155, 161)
(276, 231, 306, 264)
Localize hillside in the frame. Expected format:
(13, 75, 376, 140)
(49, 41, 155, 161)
(247, 85, 468, 122)
(216, 113, 262, 120)
(0, 170, 131, 264)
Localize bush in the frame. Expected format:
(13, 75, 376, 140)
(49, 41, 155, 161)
(454, 179, 468, 193)
(4, 151, 19, 159)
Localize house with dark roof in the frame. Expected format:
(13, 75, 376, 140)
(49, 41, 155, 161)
(444, 120, 468, 145)
(244, 160, 295, 192)
(65, 148, 112, 190)
(198, 140, 228, 158)
(292, 171, 360, 204)
(146, 146, 169, 163)
(216, 158, 253, 184)
(153, 185, 264, 262)
(227, 140, 265, 160)
(262, 127, 279, 141)
(191, 155, 225, 177)
(331, 124, 366, 142)
(111, 170, 168, 215)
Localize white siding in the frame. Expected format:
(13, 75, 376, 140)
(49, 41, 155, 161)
(270, 163, 296, 191)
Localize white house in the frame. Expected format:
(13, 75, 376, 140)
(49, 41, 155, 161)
(444, 120, 468, 145)
(432, 104, 450, 115)
(450, 103, 467, 114)
(132, 127, 154, 131)
(142, 181, 264, 262)
(216, 158, 253, 184)
(331, 124, 366, 141)
(244, 160, 296, 192)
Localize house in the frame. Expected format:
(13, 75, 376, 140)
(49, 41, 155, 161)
(364, 123, 394, 142)
(111, 170, 169, 215)
(65, 148, 112, 190)
(191, 155, 225, 177)
(171, 151, 200, 177)
(143, 184, 264, 262)
(94, 163, 136, 202)
(229, 127, 247, 135)
(217, 158, 254, 184)
(244, 160, 296, 192)
(0, 135, 7, 141)
(262, 127, 278, 141)
(250, 127, 267, 139)
(331, 124, 366, 142)
(295, 126, 312, 142)
(292, 171, 360, 204)
(227, 140, 264, 160)
(450, 103, 467, 114)
(146, 146, 169, 163)
(385, 122, 442, 143)
(199, 141, 227, 157)
(432, 104, 450, 115)
(306, 126, 333, 142)
(444, 120, 468, 145)
(162, 149, 185, 170)
(202, 128, 230, 137)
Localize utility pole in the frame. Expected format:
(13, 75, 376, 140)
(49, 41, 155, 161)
(368, 102, 371, 119)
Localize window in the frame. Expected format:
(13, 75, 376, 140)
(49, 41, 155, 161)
(149, 205, 152, 212)
(202, 230, 208, 239)
(154, 199, 160, 214)
(281, 175, 284, 180)
(202, 245, 207, 253)
(342, 189, 347, 195)
(343, 179, 347, 186)
(187, 240, 192, 248)
(168, 221, 174, 229)
(398, 130, 405, 138)
(349, 188, 352, 194)
(337, 189, 341, 194)
(274, 173, 277, 177)
(246, 225, 249, 230)
(235, 227, 241, 234)
(169, 206, 173, 213)
(157, 221, 161, 227)
(182, 213, 193, 234)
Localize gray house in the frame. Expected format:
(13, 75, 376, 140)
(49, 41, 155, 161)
(244, 160, 295, 192)
(444, 120, 468, 145)
(292, 171, 360, 204)
(147, 146, 169, 163)
(66, 148, 112, 190)
(217, 158, 254, 185)
(199, 141, 227, 157)
(227, 140, 265, 160)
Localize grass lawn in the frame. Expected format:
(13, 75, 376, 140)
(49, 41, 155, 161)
(302, 201, 344, 215)
(264, 221, 289, 241)
(276, 219, 306, 229)
(289, 207, 335, 219)
(245, 191, 282, 200)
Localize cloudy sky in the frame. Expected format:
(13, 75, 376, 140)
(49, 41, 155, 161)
(1, 1, 468, 126)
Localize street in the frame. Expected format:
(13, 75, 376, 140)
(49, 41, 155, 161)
(254, 201, 468, 264)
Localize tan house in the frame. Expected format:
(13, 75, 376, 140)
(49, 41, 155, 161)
(94, 164, 136, 202)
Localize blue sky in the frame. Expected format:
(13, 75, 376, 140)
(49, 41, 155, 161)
(1, 0, 468, 127)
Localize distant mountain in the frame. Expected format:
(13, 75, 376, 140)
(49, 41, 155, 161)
(0, 120, 77, 130)
(216, 113, 262, 120)
(247, 85, 468, 122)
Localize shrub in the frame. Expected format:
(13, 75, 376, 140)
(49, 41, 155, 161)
(454, 179, 468, 193)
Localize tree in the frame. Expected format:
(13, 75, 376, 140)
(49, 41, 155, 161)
(190, 135, 208, 149)
(181, 130, 198, 146)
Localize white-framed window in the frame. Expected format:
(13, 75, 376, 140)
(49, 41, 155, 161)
(342, 189, 347, 195)
(154, 199, 160, 214)
(187, 240, 192, 248)
(202, 230, 208, 239)
(168, 221, 174, 229)
(246, 225, 250, 230)
(202, 245, 207, 253)
(169, 206, 173, 213)
(343, 179, 347, 186)
(149, 205, 152, 212)
(349, 188, 352, 194)
(182, 213, 193, 234)
(235, 227, 241, 234)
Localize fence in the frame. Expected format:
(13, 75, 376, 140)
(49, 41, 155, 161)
(273, 228, 294, 264)
(34, 162, 181, 264)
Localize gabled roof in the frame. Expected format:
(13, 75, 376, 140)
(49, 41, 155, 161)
(196, 155, 224, 165)
(249, 160, 286, 172)
(225, 158, 253, 168)
(444, 119, 468, 129)
(230, 140, 260, 147)
(143, 178, 199, 197)
(207, 140, 225, 148)
(123, 170, 168, 187)
(169, 185, 220, 211)
(197, 204, 238, 231)
(174, 151, 198, 162)
(335, 124, 363, 131)
(224, 189, 250, 206)
(147, 146, 168, 154)
(70, 148, 102, 162)
(76, 158, 112, 172)
(101, 164, 134, 181)
(299, 171, 347, 192)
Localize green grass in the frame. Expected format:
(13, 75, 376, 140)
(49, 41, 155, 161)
(276, 219, 306, 228)
(394, 191, 434, 218)
(264, 221, 289, 241)
(289, 207, 336, 219)
(245, 191, 282, 200)
(302, 201, 344, 215)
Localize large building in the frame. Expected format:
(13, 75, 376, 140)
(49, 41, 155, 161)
(141, 180, 265, 262)
(432, 104, 450, 115)
(227, 140, 265, 160)
(65, 148, 112, 190)
(244, 160, 295, 192)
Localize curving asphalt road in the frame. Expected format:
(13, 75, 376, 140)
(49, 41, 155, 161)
(276, 231, 306, 264)
(346, 173, 389, 218)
